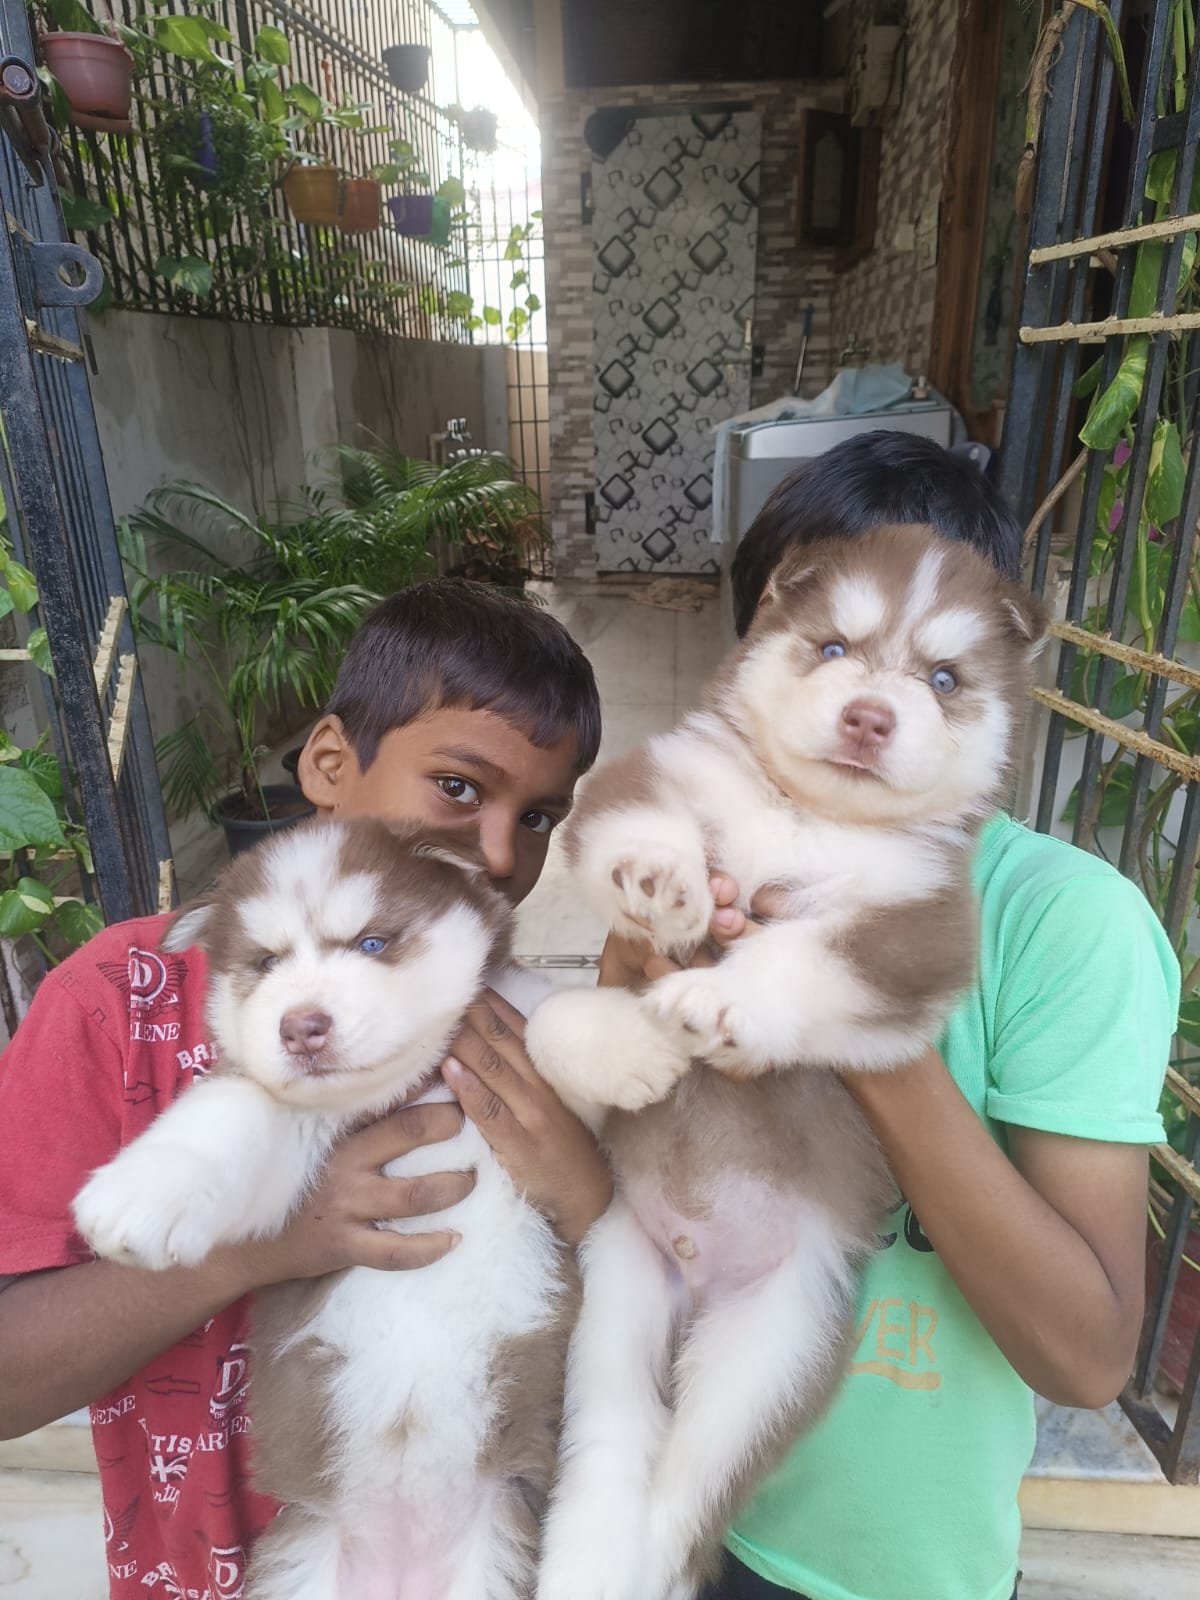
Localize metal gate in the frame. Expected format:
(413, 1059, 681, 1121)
(0, 0, 171, 934)
(999, 0, 1198, 1481)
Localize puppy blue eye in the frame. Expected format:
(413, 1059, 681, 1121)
(821, 641, 846, 660)
(260, 954, 279, 973)
(931, 667, 958, 694)
(358, 937, 388, 956)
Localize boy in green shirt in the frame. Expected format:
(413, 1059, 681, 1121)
(605, 433, 1177, 1600)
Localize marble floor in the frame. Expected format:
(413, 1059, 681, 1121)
(3, 580, 1197, 1596)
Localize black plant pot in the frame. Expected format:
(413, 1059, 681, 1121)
(215, 784, 315, 858)
(382, 44, 431, 94)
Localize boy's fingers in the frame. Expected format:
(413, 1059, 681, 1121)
(710, 905, 747, 943)
(359, 1170, 475, 1222)
(451, 1014, 542, 1117)
(346, 1103, 464, 1165)
(709, 873, 740, 907)
(444, 1054, 525, 1152)
(479, 987, 529, 1041)
(353, 1228, 460, 1272)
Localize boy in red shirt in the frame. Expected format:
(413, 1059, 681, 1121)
(0, 580, 613, 1600)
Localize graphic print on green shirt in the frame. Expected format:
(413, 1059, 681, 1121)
(726, 814, 1178, 1600)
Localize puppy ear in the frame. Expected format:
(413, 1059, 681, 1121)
(762, 550, 819, 607)
(413, 837, 489, 878)
(162, 900, 216, 953)
(998, 586, 1048, 651)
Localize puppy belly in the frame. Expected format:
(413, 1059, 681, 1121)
(334, 1496, 476, 1600)
(624, 1171, 800, 1297)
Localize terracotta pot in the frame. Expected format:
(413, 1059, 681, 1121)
(41, 32, 133, 124)
(1146, 1215, 1200, 1393)
(282, 164, 340, 227)
(340, 177, 381, 234)
(382, 44, 430, 94)
(388, 194, 434, 237)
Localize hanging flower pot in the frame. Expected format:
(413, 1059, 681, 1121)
(459, 108, 498, 154)
(388, 193, 435, 237)
(283, 163, 341, 228)
(340, 177, 382, 234)
(41, 32, 133, 130)
(382, 44, 431, 95)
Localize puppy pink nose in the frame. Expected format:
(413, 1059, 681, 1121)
(841, 698, 895, 748)
(280, 1009, 333, 1056)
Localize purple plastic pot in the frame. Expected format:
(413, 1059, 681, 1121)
(388, 194, 435, 237)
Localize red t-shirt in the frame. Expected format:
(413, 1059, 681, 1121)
(0, 915, 277, 1599)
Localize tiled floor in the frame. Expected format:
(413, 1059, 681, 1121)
(3, 580, 1197, 1597)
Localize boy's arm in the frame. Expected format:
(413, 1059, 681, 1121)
(0, 1104, 472, 1440)
(843, 1057, 1148, 1408)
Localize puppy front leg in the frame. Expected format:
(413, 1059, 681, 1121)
(74, 1076, 329, 1271)
(648, 921, 925, 1075)
(537, 1200, 676, 1600)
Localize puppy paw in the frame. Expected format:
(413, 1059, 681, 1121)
(526, 990, 692, 1114)
(74, 1144, 230, 1270)
(603, 848, 713, 955)
(648, 971, 752, 1074)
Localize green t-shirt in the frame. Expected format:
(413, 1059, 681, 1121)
(726, 813, 1179, 1600)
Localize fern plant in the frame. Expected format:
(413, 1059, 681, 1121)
(120, 488, 376, 822)
(332, 440, 548, 587)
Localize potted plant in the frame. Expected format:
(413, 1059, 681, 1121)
(381, 43, 430, 95)
(339, 174, 381, 233)
(37, 0, 134, 131)
(447, 103, 498, 154)
(333, 441, 547, 593)
(118, 485, 376, 857)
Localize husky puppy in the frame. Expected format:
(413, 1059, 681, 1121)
(74, 818, 575, 1600)
(527, 524, 1045, 1600)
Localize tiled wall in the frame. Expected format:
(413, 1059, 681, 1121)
(829, 0, 960, 377)
(542, 79, 842, 576)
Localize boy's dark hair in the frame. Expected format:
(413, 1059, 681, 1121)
(730, 432, 1024, 637)
(327, 579, 602, 772)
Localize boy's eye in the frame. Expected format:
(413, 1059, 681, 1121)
(521, 810, 556, 836)
(358, 936, 389, 956)
(436, 776, 480, 806)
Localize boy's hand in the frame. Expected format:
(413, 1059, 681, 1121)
(233, 1106, 471, 1287)
(444, 990, 613, 1247)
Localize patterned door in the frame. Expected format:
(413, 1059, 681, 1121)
(592, 110, 762, 573)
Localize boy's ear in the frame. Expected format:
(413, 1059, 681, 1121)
(298, 716, 358, 810)
(162, 899, 215, 953)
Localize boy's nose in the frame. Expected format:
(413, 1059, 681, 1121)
(479, 818, 517, 884)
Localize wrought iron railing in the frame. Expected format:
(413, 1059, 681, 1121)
(52, 0, 475, 338)
(1000, 0, 1199, 1483)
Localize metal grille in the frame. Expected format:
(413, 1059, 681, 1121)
(999, 0, 1199, 1482)
(0, 0, 172, 928)
(56, 0, 473, 338)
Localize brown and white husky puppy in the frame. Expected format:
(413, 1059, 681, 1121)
(527, 524, 1045, 1600)
(74, 819, 575, 1600)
